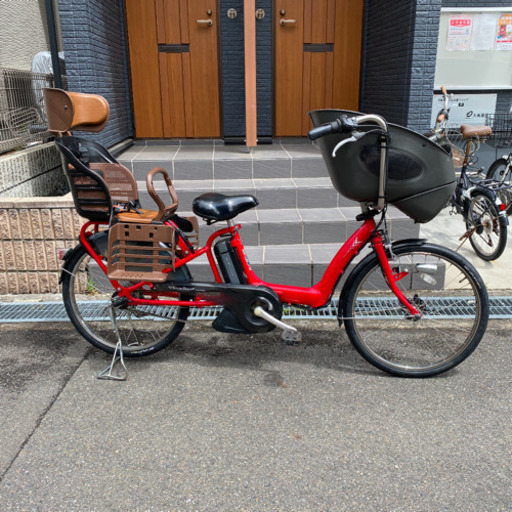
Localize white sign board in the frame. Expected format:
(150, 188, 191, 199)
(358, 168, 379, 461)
(431, 93, 498, 128)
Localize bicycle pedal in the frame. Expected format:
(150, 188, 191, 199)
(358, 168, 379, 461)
(282, 329, 302, 345)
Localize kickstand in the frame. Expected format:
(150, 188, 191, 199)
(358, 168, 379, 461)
(457, 227, 474, 252)
(97, 307, 128, 381)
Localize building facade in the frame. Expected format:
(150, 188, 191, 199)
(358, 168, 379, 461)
(55, 0, 512, 146)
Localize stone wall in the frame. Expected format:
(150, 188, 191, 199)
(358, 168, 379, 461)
(0, 143, 66, 198)
(0, 195, 84, 294)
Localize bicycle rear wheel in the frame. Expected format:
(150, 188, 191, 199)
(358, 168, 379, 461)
(61, 244, 189, 357)
(465, 188, 507, 261)
(487, 157, 512, 215)
(342, 243, 488, 377)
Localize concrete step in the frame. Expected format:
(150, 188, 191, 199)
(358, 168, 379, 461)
(118, 140, 328, 181)
(177, 206, 419, 247)
(139, 177, 358, 212)
(185, 242, 373, 289)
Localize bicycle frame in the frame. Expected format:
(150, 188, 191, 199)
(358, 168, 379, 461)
(77, 216, 421, 317)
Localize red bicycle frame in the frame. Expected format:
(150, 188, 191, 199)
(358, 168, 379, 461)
(77, 217, 421, 317)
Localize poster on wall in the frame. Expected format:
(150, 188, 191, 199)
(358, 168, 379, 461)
(471, 13, 498, 51)
(446, 15, 472, 51)
(496, 14, 512, 50)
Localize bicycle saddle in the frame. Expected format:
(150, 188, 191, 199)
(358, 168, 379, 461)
(192, 193, 259, 222)
(460, 124, 492, 139)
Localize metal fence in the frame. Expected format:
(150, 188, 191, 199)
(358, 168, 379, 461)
(0, 68, 55, 155)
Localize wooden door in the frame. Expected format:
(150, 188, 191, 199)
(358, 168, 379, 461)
(274, 0, 364, 136)
(125, 0, 220, 138)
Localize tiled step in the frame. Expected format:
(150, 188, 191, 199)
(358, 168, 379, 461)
(185, 242, 373, 289)
(118, 141, 328, 181)
(139, 177, 355, 212)
(117, 140, 420, 288)
(176, 206, 419, 247)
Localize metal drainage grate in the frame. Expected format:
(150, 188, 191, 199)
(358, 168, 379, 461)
(0, 297, 511, 324)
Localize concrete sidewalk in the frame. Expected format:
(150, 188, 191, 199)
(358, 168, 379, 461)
(420, 206, 512, 290)
(0, 320, 511, 511)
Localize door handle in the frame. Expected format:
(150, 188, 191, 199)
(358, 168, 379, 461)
(196, 19, 213, 26)
(280, 19, 296, 26)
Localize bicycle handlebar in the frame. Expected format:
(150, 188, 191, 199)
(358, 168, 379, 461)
(308, 114, 387, 141)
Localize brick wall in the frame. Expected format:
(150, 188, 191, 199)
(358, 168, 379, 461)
(57, 0, 132, 147)
(361, 0, 418, 127)
(0, 196, 84, 294)
(408, 1, 442, 132)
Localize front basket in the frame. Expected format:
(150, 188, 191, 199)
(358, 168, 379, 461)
(310, 109, 456, 223)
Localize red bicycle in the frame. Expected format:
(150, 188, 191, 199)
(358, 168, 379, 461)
(45, 88, 489, 378)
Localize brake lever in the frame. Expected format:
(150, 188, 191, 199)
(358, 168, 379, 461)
(331, 130, 368, 158)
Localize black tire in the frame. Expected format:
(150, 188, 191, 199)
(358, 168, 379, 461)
(464, 188, 507, 261)
(487, 158, 512, 215)
(342, 242, 488, 378)
(61, 244, 189, 357)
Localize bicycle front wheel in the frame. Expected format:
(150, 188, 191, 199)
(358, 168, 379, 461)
(61, 244, 189, 357)
(342, 243, 488, 377)
(465, 189, 507, 261)
(487, 158, 512, 215)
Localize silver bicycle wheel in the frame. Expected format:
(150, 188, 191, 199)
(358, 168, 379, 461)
(487, 157, 512, 215)
(61, 245, 189, 357)
(465, 190, 507, 261)
(342, 243, 488, 377)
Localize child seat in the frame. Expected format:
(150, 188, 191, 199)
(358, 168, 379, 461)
(44, 88, 199, 281)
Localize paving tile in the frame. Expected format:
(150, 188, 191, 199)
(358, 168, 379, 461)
(132, 161, 175, 181)
(389, 216, 421, 240)
(263, 244, 312, 287)
(295, 178, 338, 208)
(280, 142, 321, 158)
(173, 160, 214, 181)
(300, 208, 346, 244)
(242, 245, 264, 278)
(258, 209, 302, 245)
(213, 160, 252, 180)
(339, 207, 361, 239)
(214, 145, 252, 160)
(253, 158, 291, 179)
(338, 194, 360, 208)
(214, 179, 256, 195)
(291, 158, 329, 178)
(187, 258, 217, 282)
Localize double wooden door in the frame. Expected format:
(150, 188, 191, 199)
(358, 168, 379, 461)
(125, 0, 220, 138)
(274, 0, 364, 136)
(125, 0, 363, 139)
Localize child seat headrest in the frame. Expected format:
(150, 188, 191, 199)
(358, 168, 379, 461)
(43, 88, 110, 135)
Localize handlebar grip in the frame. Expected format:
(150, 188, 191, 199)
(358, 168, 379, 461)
(308, 121, 338, 141)
(441, 86, 447, 95)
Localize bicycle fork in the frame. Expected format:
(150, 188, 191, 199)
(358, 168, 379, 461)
(372, 237, 422, 320)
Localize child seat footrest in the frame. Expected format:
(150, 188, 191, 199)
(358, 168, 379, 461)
(107, 222, 176, 283)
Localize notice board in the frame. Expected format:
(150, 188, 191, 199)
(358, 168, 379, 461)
(435, 9, 512, 89)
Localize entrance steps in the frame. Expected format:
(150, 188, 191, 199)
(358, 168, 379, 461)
(118, 140, 420, 288)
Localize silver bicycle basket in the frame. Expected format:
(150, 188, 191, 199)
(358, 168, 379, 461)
(310, 109, 456, 223)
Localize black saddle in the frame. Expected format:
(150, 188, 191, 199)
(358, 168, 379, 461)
(192, 193, 259, 223)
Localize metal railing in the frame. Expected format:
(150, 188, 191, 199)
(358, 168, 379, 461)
(0, 68, 55, 155)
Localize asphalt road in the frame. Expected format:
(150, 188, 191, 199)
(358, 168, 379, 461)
(0, 319, 511, 512)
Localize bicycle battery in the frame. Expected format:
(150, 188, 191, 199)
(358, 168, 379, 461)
(214, 240, 246, 284)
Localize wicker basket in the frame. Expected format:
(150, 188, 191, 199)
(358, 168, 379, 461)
(310, 109, 456, 223)
(107, 222, 176, 283)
